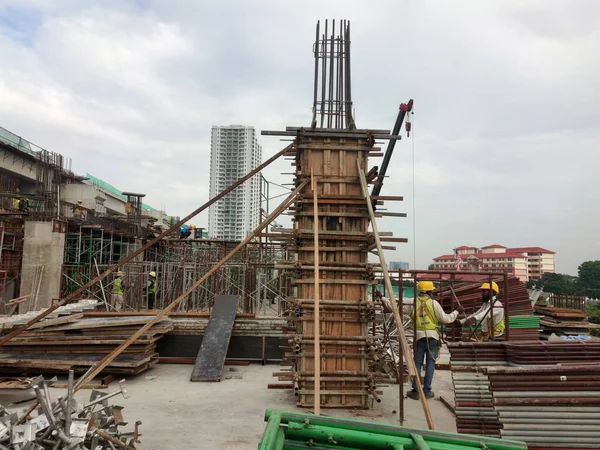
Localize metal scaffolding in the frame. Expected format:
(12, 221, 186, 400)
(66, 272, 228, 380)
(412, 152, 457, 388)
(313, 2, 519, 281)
(61, 227, 291, 314)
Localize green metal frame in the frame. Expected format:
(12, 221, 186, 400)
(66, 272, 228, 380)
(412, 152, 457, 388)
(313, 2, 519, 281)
(259, 410, 527, 450)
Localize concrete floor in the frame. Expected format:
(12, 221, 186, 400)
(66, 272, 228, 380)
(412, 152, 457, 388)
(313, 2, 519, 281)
(2, 363, 456, 449)
(77, 364, 455, 449)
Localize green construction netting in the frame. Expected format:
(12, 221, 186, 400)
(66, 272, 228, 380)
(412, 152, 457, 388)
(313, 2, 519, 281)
(86, 173, 157, 212)
(0, 126, 36, 157)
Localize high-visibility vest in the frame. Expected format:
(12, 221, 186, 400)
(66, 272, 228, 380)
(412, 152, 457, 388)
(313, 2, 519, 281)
(412, 295, 438, 331)
(485, 315, 505, 339)
(113, 277, 124, 295)
(148, 278, 156, 294)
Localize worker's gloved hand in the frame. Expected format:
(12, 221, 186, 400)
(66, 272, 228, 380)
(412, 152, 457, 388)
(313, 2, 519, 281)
(453, 318, 463, 326)
(463, 317, 476, 326)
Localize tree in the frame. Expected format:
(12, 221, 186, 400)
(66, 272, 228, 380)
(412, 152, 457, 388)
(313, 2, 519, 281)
(428, 264, 435, 271)
(578, 261, 600, 299)
(586, 301, 600, 337)
(530, 272, 578, 294)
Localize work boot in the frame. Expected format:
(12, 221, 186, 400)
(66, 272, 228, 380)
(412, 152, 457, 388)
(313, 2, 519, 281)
(425, 391, 435, 399)
(406, 391, 419, 400)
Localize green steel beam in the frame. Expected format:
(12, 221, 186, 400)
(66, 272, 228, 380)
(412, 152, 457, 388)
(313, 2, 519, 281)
(263, 410, 526, 450)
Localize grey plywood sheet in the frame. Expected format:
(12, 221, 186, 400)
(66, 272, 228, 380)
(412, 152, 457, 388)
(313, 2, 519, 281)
(190, 295, 238, 382)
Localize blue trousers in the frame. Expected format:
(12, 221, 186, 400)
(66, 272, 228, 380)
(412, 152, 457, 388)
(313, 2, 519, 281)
(411, 337, 438, 394)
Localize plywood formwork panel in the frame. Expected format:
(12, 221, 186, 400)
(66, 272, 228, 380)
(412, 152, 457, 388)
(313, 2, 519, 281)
(289, 134, 375, 409)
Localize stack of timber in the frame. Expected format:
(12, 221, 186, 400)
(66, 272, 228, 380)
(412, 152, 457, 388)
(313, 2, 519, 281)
(436, 277, 537, 341)
(0, 299, 100, 331)
(0, 305, 173, 375)
(534, 304, 597, 339)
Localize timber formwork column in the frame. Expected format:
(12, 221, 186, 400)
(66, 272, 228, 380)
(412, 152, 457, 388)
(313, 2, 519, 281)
(265, 19, 399, 408)
(292, 132, 376, 409)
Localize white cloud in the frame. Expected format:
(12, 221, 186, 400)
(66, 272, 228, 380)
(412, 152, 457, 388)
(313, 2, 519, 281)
(0, 0, 598, 275)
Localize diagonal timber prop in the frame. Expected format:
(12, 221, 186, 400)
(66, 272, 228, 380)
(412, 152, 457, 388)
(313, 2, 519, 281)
(357, 161, 435, 430)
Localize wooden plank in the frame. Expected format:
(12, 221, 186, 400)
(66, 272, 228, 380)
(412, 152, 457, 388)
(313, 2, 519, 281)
(190, 295, 239, 382)
(358, 162, 434, 429)
(311, 171, 321, 414)
(28, 313, 84, 330)
(36, 316, 154, 332)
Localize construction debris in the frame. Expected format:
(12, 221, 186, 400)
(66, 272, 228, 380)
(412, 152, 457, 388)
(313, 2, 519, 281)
(0, 374, 140, 449)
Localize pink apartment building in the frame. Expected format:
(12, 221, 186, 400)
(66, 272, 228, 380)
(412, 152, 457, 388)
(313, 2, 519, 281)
(432, 245, 556, 282)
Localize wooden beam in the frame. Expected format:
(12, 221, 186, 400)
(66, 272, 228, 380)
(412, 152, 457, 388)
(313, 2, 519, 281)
(311, 170, 321, 415)
(72, 179, 309, 391)
(357, 161, 435, 430)
(371, 196, 404, 201)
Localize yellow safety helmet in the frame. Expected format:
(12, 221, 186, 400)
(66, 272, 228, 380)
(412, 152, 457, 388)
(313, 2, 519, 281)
(77, 199, 83, 204)
(149, 271, 156, 277)
(417, 280, 435, 292)
(116, 271, 123, 277)
(481, 282, 499, 294)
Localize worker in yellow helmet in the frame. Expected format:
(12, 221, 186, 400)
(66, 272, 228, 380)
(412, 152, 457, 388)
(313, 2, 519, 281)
(405, 280, 459, 400)
(111, 271, 126, 312)
(145, 271, 157, 310)
(73, 200, 85, 220)
(461, 282, 505, 341)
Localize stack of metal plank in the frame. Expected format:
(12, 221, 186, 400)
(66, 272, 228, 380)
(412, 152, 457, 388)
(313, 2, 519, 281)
(0, 304, 172, 375)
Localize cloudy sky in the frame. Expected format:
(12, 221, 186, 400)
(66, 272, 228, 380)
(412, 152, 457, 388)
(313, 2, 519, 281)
(0, 0, 598, 275)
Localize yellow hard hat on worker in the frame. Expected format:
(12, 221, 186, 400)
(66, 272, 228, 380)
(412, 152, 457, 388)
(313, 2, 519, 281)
(417, 280, 435, 292)
(116, 271, 123, 277)
(149, 271, 156, 277)
(480, 281, 499, 294)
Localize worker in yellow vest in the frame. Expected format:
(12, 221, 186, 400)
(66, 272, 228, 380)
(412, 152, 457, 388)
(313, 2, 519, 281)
(406, 280, 459, 400)
(461, 282, 505, 341)
(111, 271, 126, 311)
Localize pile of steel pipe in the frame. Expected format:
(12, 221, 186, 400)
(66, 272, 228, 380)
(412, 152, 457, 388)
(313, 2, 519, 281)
(452, 369, 501, 436)
(258, 409, 527, 450)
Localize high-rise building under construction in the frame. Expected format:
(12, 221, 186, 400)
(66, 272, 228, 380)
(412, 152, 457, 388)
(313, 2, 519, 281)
(208, 125, 262, 241)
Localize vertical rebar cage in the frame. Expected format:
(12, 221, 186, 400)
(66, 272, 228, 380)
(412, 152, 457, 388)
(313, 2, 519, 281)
(312, 19, 355, 130)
